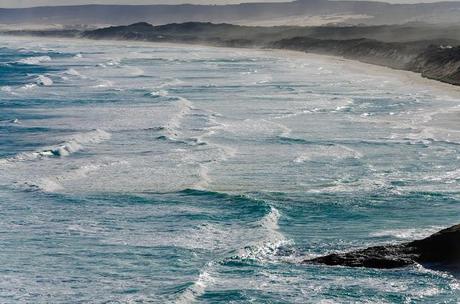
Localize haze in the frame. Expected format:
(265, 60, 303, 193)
(2, 0, 288, 8)
(1, 0, 460, 8)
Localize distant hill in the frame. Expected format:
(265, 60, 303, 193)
(80, 22, 460, 44)
(4, 21, 460, 85)
(82, 21, 460, 85)
(1, 0, 460, 27)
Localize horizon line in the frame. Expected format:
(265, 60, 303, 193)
(2, 0, 460, 10)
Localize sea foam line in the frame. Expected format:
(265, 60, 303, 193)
(20, 160, 127, 193)
(370, 226, 444, 240)
(167, 97, 194, 131)
(175, 262, 215, 304)
(175, 202, 291, 303)
(35, 75, 53, 86)
(0, 129, 111, 165)
(231, 204, 294, 264)
(17, 55, 52, 65)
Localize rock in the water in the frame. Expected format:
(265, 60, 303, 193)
(304, 224, 460, 269)
(409, 224, 460, 265)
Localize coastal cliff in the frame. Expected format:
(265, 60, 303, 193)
(4, 22, 460, 86)
(82, 22, 460, 86)
(272, 37, 460, 85)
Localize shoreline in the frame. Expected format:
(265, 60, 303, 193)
(272, 48, 460, 97)
(3, 21, 460, 88)
(3, 33, 460, 98)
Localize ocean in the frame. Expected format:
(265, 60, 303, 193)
(0, 36, 459, 303)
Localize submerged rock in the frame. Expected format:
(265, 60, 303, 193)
(304, 224, 460, 269)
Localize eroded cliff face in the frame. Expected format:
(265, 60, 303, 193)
(273, 37, 460, 85)
(408, 46, 460, 85)
(81, 22, 460, 86)
(271, 37, 424, 69)
(4, 22, 460, 86)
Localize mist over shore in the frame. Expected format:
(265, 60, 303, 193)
(4, 21, 460, 86)
(2, 0, 460, 26)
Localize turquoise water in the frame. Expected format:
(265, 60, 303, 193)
(0, 36, 459, 303)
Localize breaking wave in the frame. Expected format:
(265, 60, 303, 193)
(0, 129, 111, 165)
(233, 205, 293, 263)
(174, 198, 291, 303)
(20, 160, 127, 193)
(35, 75, 53, 86)
(370, 226, 444, 240)
(17, 56, 52, 65)
(175, 262, 215, 304)
(149, 90, 169, 98)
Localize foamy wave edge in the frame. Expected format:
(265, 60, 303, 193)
(0, 129, 111, 165)
(17, 56, 52, 65)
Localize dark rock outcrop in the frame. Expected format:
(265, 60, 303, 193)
(304, 224, 460, 269)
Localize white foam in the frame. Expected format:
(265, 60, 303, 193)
(35, 75, 53, 86)
(273, 109, 312, 119)
(19, 83, 37, 90)
(294, 145, 362, 163)
(293, 153, 311, 163)
(149, 90, 169, 98)
(192, 164, 212, 190)
(216, 144, 237, 160)
(370, 226, 443, 240)
(259, 206, 281, 231)
(64, 68, 81, 77)
(423, 168, 460, 184)
(175, 262, 215, 304)
(236, 206, 293, 263)
(157, 78, 184, 89)
(388, 125, 460, 146)
(224, 118, 293, 138)
(22, 178, 64, 192)
(17, 56, 51, 65)
(91, 80, 113, 88)
(166, 97, 193, 131)
(127, 66, 144, 76)
(67, 223, 106, 234)
(276, 122, 292, 137)
(306, 178, 397, 195)
(25, 160, 128, 193)
(0, 129, 111, 165)
(106, 59, 120, 66)
(162, 107, 237, 191)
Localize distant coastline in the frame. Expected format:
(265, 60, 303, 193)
(3, 21, 460, 87)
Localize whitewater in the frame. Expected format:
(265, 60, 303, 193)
(0, 36, 459, 303)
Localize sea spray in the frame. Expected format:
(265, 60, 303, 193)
(0, 129, 111, 165)
(17, 55, 52, 65)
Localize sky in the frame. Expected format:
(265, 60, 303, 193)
(0, 0, 288, 7)
(0, 0, 456, 8)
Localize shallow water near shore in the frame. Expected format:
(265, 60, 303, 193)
(0, 36, 459, 303)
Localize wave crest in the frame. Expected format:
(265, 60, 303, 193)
(0, 129, 111, 165)
(17, 56, 51, 65)
(35, 75, 53, 86)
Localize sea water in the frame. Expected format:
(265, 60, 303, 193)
(0, 36, 459, 303)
